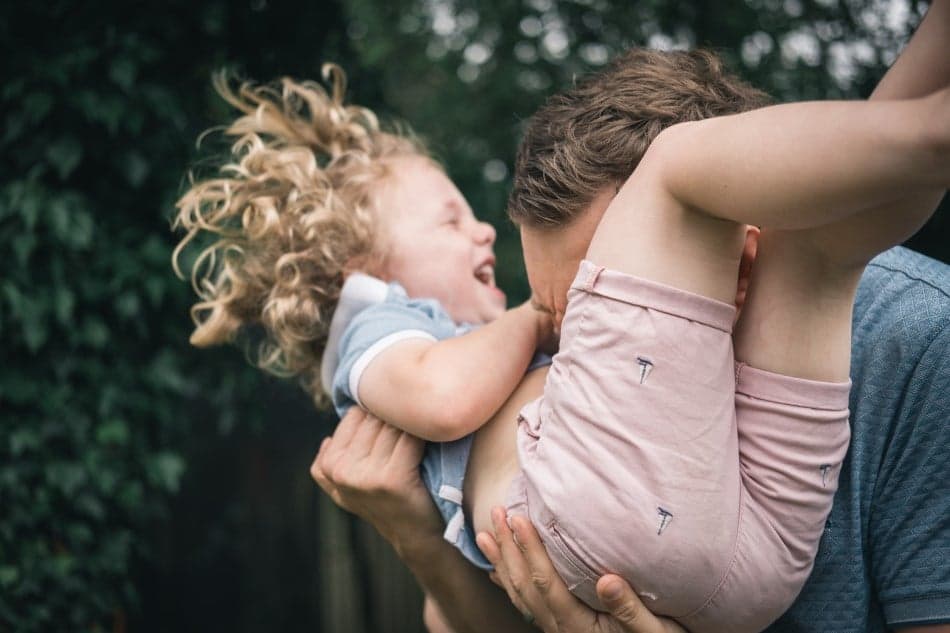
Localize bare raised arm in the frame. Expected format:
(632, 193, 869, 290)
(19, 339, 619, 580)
(871, 0, 950, 101)
(588, 85, 949, 301)
(803, 0, 950, 264)
(357, 302, 550, 442)
(640, 89, 948, 234)
(644, 0, 950, 243)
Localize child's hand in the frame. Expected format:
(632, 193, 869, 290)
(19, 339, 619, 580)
(521, 300, 559, 355)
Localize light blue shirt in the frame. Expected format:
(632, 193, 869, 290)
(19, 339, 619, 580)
(327, 275, 492, 569)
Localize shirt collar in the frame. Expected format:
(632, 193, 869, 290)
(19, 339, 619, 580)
(319, 273, 390, 394)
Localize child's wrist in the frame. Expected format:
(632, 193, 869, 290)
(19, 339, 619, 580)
(512, 301, 555, 348)
(531, 308, 556, 349)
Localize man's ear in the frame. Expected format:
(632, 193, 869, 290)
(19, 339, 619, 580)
(735, 226, 760, 315)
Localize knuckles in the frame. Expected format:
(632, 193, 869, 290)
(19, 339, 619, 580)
(530, 571, 552, 595)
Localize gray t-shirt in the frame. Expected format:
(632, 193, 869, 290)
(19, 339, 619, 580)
(767, 247, 950, 631)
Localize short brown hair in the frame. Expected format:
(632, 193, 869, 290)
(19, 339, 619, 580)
(508, 49, 770, 227)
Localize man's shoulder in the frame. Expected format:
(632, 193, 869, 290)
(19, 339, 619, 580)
(772, 247, 950, 633)
(855, 247, 950, 340)
(861, 246, 950, 300)
(847, 248, 950, 633)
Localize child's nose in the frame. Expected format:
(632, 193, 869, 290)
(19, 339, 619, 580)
(475, 221, 496, 245)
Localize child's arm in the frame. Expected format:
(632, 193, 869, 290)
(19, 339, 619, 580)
(802, 0, 950, 262)
(660, 2, 950, 242)
(355, 302, 551, 442)
(871, 0, 950, 101)
(635, 86, 949, 234)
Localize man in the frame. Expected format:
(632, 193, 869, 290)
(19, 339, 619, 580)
(312, 2, 950, 631)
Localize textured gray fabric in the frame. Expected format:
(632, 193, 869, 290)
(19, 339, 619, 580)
(767, 247, 950, 632)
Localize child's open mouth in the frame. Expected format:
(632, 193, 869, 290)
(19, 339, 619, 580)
(474, 263, 495, 287)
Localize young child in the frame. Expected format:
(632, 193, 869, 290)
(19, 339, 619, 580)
(495, 66, 950, 632)
(172, 65, 554, 570)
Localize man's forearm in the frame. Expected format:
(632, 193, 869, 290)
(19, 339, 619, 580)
(395, 530, 532, 633)
(311, 410, 532, 632)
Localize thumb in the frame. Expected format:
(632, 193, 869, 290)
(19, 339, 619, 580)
(596, 575, 657, 633)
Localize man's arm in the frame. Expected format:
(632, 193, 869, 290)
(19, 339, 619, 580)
(358, 302, 550, 442)
(311, 407, 534, 633)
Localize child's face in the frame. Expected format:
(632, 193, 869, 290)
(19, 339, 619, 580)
(379, 155, 507, 324)
(520, 187, 615, 330)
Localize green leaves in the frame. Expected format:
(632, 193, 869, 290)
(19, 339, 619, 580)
(147, 453, 186, 494)
(95, 419, 130, 447)
(0, 4, 273, 629)
(45, 137, 83, 181)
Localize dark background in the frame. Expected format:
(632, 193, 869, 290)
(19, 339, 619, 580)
(2, 0, 946, 631)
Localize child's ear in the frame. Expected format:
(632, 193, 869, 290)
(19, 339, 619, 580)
(734, 225, 760, 318)
(343, 252, 387, 281)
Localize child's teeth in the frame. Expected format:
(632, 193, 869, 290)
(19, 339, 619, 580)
(475, 264, 494, 284)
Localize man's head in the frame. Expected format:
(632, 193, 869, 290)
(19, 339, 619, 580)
(510, 48, 770, 323)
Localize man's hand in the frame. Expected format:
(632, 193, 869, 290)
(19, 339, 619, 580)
(477, 508, 687, 633)
(312, 412, 537, 633)
(310, 407, 442, 549)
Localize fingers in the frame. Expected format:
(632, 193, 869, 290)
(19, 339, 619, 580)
(389, 427, 425, 469)
(311, 437, 332, 489)
(311, 407, 379, 501)
(486, 507, 535, 620)
(347, 410, 384, 463)
(487, 569, 503, 588)
(371, 419, 401, 459)
(331, 405, 369, 447)
(477, 532, 510, 594)
(510, 514, 588, 631)
(480, 507, 685, 633)
(595, 576, 685, 633)
(476, 531, 502, 566)
(316, 407, 367, 484)
(510, 515, 560, 599)
(492, 508, 526, 591)
(311, 437, 345, 506)
(509, 515, 563, 604)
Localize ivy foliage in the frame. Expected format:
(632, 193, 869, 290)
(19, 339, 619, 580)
(0, 2, 349, 629)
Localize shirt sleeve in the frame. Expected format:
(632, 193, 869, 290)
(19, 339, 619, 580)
(871, 322, 950, 628)
(331, 298, 457, 416)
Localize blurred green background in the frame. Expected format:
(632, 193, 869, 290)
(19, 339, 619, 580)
(2, 0, 946, 631)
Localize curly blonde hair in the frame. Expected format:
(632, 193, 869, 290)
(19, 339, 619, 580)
(172, 64, 427, 405)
